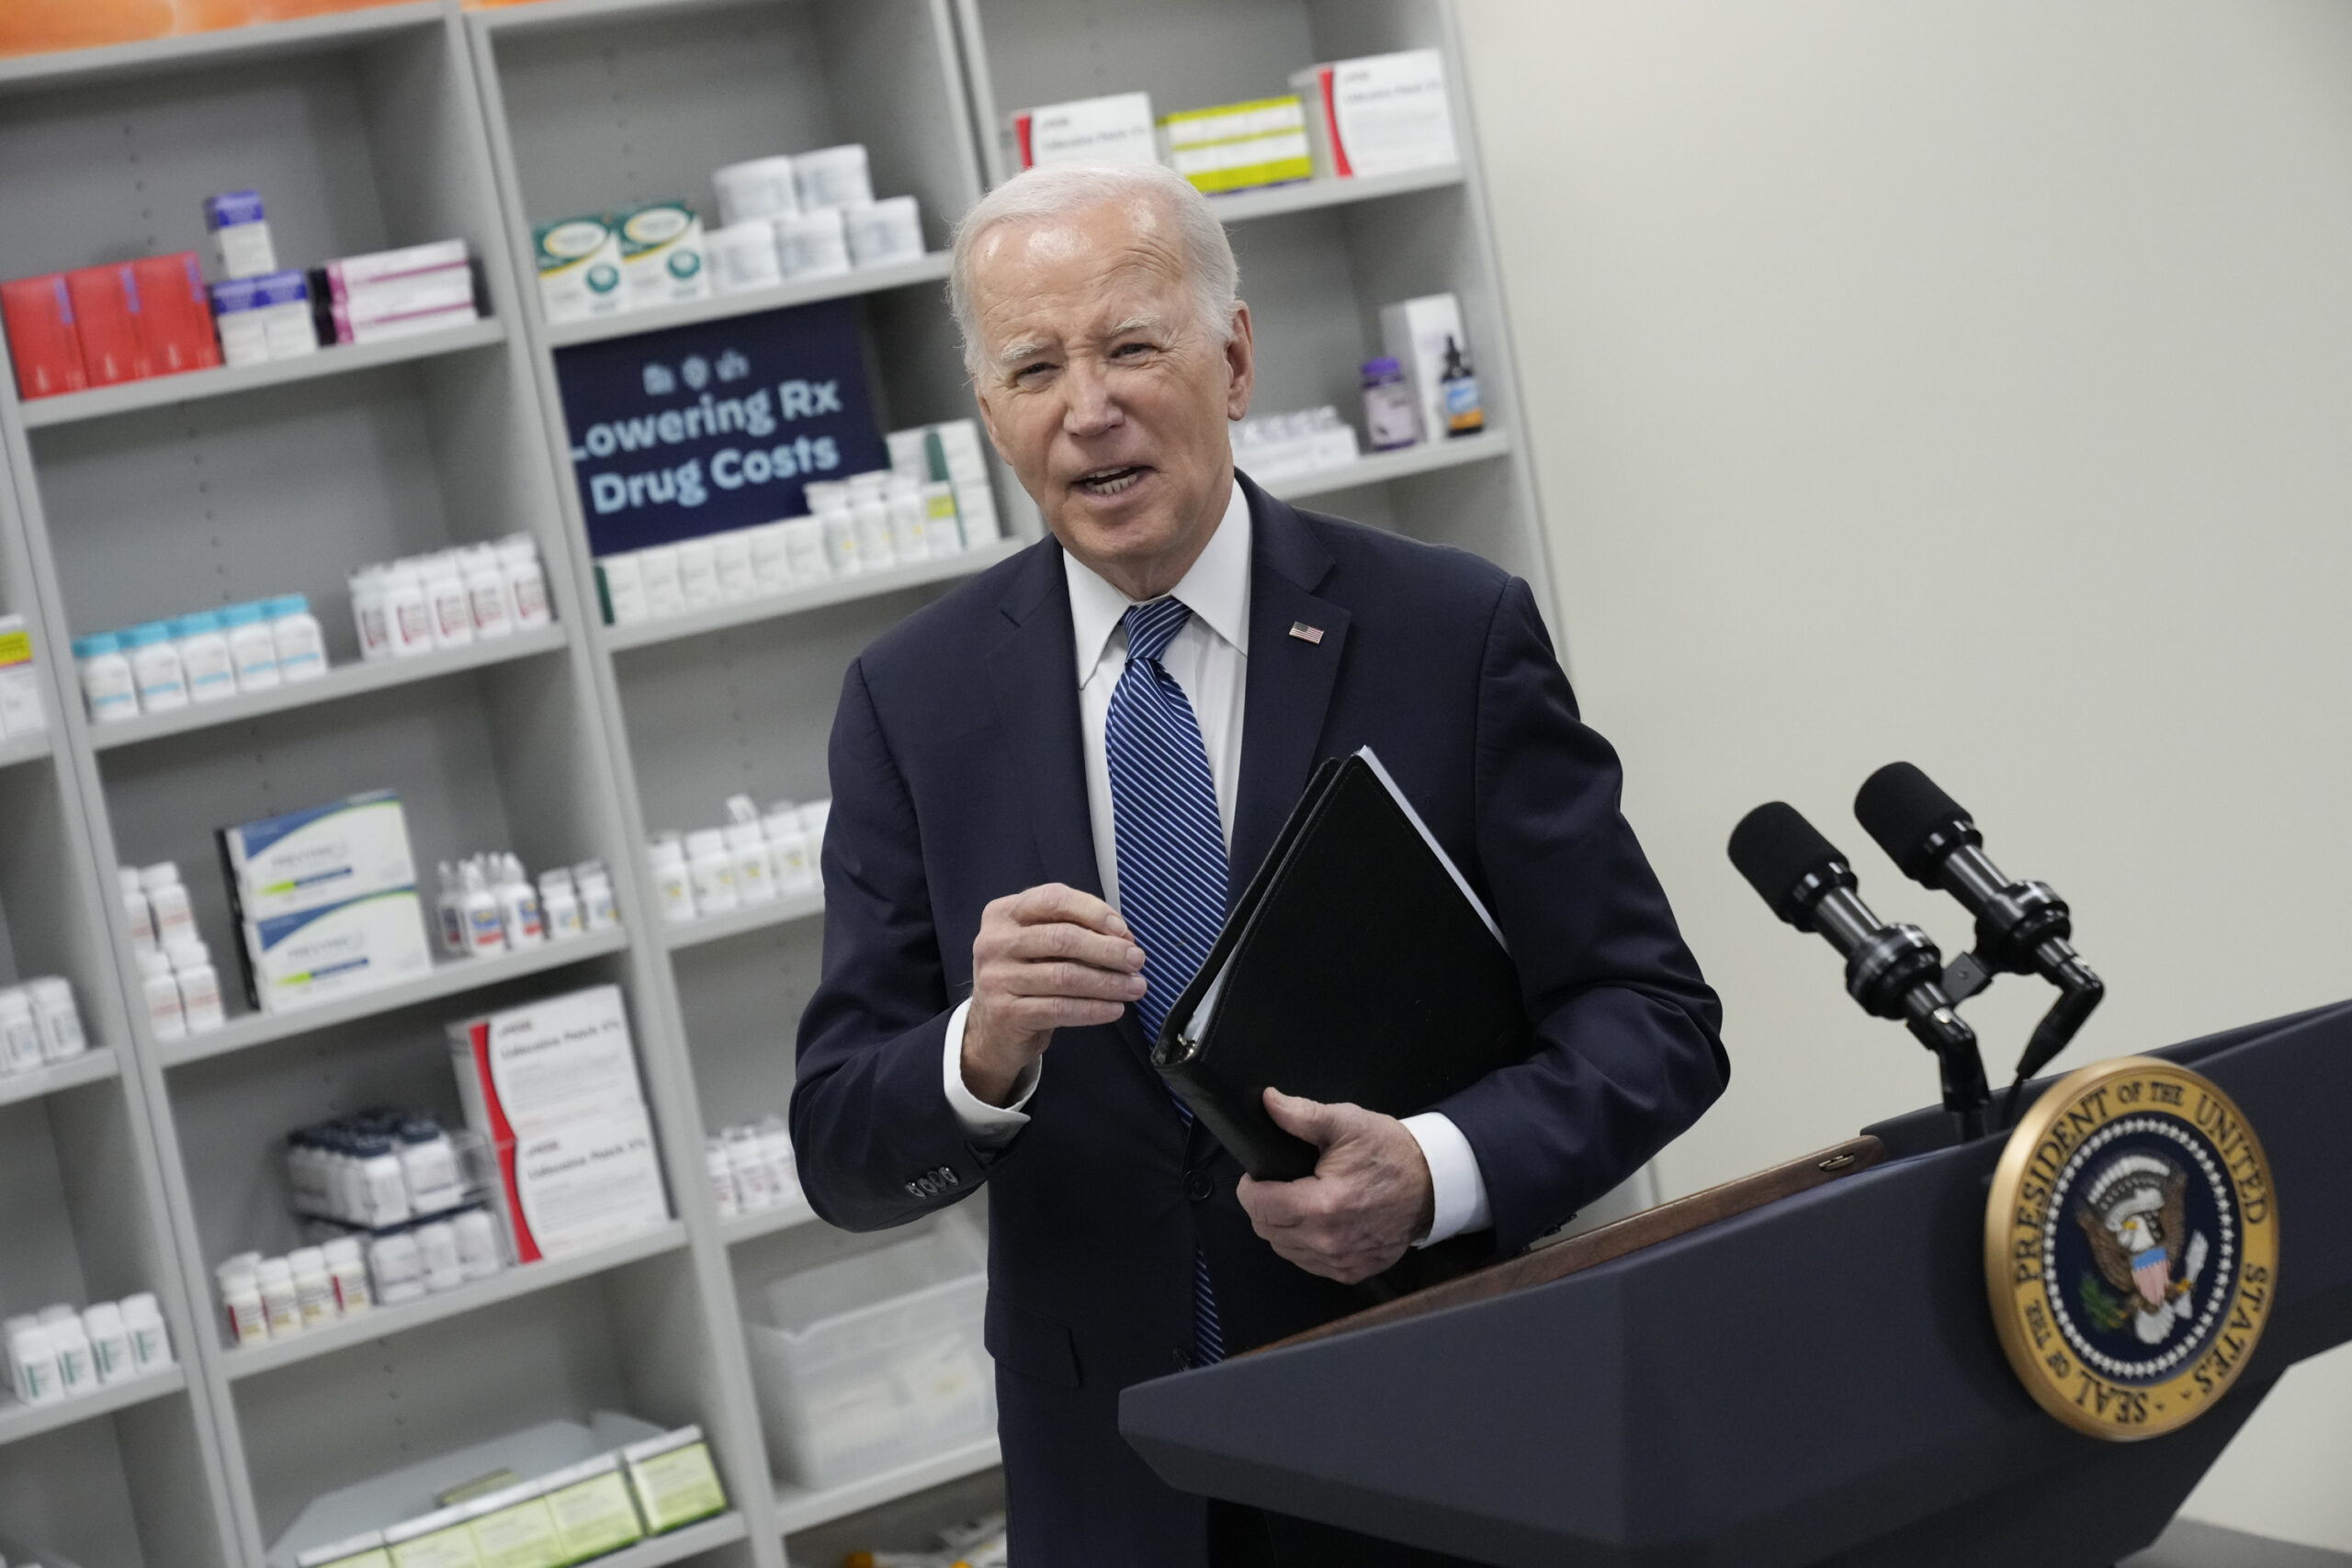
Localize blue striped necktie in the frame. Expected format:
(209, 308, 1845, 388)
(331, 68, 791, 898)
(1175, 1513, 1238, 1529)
(1106, 596, 1227, 1367)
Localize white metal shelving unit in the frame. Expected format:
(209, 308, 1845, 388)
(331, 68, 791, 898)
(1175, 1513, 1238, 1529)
(0, 1, 1550, 1562)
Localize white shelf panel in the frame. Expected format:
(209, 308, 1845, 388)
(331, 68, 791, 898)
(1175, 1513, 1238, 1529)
(1204, 165, 1465, 225)
(718, 1198, 820, 1248)
(156, 926, 629, 1067)
(87, 626, 570, 751)
(0, 1364, 187, 1450)
(221, 1222, 691, 1381)
(0, 1047, 120, 1110)
(473, 0, 764, 35)
(0, 730, 52, 771)
(662, 889, 824, 952)
(545, 254, 956, 349)
(603, 540, 1025, 654)
(18, 320, 508, 430)
(773, 1437, 1001, 1535)
(1259, 428, 1513, 502)
(0, 3, 441, 95)
(597, 1512, 751, 1566)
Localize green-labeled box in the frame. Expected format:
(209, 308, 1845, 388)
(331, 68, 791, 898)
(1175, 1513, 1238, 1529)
(620, 1425, 727, 1533)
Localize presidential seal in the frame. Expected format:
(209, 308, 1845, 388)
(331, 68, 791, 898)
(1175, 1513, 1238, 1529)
(1984, 1056, 2278, 1440)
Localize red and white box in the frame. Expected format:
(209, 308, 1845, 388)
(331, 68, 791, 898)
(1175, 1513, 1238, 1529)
(130, 253, 221, 375)
(447, 984, 671, 1262)
(64, 265, 153, 386)
(0, 275, 89, 400)
(1011, 92, 1157, 171)
(1291, 50, 1459, 181)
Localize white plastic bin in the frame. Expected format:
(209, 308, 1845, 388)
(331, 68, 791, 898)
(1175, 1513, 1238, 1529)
(745, 1222, 994, 1487)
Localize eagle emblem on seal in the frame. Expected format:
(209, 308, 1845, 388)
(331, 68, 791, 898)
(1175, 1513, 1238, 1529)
(2075, 1153, 2211, 1346)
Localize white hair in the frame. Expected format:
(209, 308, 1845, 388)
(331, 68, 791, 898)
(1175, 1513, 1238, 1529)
(950, 162, 1240, 379)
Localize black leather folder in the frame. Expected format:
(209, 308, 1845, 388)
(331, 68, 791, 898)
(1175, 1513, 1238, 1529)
(1150, 748, 1533, 1180)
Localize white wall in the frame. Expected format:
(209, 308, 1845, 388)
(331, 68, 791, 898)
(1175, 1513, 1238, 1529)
(1453, 0, 2352, 1550)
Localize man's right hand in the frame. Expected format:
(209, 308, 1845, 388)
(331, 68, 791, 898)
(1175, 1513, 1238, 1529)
(962, 884, 1147, 1107)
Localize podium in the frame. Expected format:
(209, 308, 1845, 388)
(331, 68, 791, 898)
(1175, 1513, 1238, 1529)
(1119, 1002, 2352, 1568)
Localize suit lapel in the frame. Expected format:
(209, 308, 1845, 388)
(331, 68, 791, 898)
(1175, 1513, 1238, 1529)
(1230, 475, 1351, 908)
(987, 540, 1103, 901)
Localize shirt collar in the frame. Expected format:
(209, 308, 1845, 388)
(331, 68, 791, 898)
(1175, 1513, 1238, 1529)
(1067, 476, 1252, 688)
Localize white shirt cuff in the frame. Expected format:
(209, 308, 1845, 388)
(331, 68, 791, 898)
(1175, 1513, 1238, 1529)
(1401, 1111, 1492, 1247)
(942, 998, 1038, 1145)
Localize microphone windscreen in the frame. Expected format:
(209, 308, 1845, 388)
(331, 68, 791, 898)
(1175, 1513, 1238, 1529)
(1854, 761, 1971, 882)
(1728, 801, 1844, 916)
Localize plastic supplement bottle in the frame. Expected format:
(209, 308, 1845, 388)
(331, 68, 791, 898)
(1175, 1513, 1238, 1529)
(453, 1208, 503, 1280)
(141, 863, 197, 947)
(538, 868, 582, 940)
(173, 612, 237, 704)
(434, 862, 467, 954)
(121, 622, 188, 712)
(267, 595, 327, 682)
(398, 1116, 463, 1215)
(369, 1229, 426, 1305)
(648, 836, 696, 923)
(81, 1302, 132, 1384)
(322, 1237, 373, 1314)
(219, 602, 280, 691)
(723, 808, 777, 906)
(137, 949, 187, 1041)
(219, 1263, 268, 1346)
(255, 1258, 303, 1338)
(495, 854, 545, 947)
(349, 566, 391, 660)
(461, 860, 505, 955)
(498, 536, 553, 629)
(73, 634, 140, 724)
(355, 1134, 413, 1228)
(575, 860, 619, 931)
(119, 866, 156, 952)
(381, 568, 435, 659)
(120, 1293, 172, 1370)
(459, 545, 515, 638)
(29, 976, 87, 1062)
(416, 1219, 464, 1293)
(0, 988, 44, 1073)
(706, 1139, 741, 1220)
(423, 555, 474, 648)
(763, 802, 818, 894)
(168, 942, 225, 1034)
(8, 1323, 59, 1404)
(684, 829, 740, 916)
(288, 1247, 337, 1329)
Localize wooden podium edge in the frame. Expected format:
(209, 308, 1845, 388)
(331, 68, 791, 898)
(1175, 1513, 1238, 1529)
(1257, 1134, 1889, 1354)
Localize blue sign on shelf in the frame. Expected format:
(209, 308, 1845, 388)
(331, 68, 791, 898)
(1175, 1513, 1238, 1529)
(553, 299, 888, 557)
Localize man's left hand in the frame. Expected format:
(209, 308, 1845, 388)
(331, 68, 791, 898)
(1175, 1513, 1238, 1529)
(1237, 1088, 1434, 1284)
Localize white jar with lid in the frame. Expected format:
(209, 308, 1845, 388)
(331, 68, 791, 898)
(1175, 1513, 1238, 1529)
(638, 546, 687, 617)
(368, 1229, 426, 1305)
(422, 555, 474, 647)
(712, 530, 758, 601)
(852, 491, 898, 571)
(415, 1219, 463, 1293)
(794, 144, 873, 211)
(675, 538, 722, 610)
(381, 569, 434, 658)
(845, 195, 924, 268)
(28, 976, 86, 1062)
(713, 154, 801, 226)
(398, 1115, 464, 1214)
(354, 1134, 412, 1228)
(349, 566, 391, 660)
(137, 949, 187, 1041)
(266, 595, 327, 682)
(121, 622, 188, 712)
(684, 829, 739, 915)
(762, 802, 818, 894)
(706, 1140, 741, 1219)
(783, 518, 831, 583)
(255, 1258, 303, 1338)
(219, 602, 280, 690)
(288, 1247, 337, 1328)
(498, 536, 553, 629)
(886, 477, 932, 563)
(597, 553, 648, 626)
(141, 862, 196, 947)
(453, 1208, 503, 1280)
(818, 508, 860, 577)
(166, 937, 225, 1033)
(724, 818, 776, 905)
(7, 1322, 60, 1404)
(0, 987, 44, 1073)
(73, 634, 140, 723)
(120, 1292, 171, 1371)
(81, 1300, 138, 1384)
(219, 1264, 268, 1346)
(322, 1237, 373, 1314)
(172, 612, 237, 704)
(538, 868, 582, 940)
(459, 544, 515, 638)
(648, 836, 696, 923)
(574, 860, 619, 931)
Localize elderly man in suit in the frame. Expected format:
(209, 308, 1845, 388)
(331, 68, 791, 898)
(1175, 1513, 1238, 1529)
(791, 161, 1726, 1566)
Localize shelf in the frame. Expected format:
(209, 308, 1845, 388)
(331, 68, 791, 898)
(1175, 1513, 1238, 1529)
(773, 1437, 1001, 1535)
(0, 730, 51, 771)
(18, 320, 507, 429)
(88, 626, 570, 751)
(472, 0, 767, 36)
(0, 3, 442, 96)
(157, 926, 629, 1066)
(718, 1197, 820, 1247)
(221, 1222, 690, 1380)
(603, 539, 1025, 653)
(546, 254, 956, 349)
(1203, 164, 1465, 225)
(662, 889, 824, 952)
(597, 1512, 750, 1566)
(0, 1364, 187, 1450)
(1257, 428, 1514, 502)
(0, 1047, 120, 1110)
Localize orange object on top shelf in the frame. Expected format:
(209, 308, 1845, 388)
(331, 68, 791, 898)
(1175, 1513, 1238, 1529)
(0, 0, 172, 57)
(244, 0, 411, 17)
(173, 0, 254, 29)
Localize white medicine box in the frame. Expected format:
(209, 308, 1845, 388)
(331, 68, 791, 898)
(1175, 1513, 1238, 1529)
(1379, 293, 1470, 454)
(1012, 92, 1159, 170)
(220, 789, 418, 922)
(1292, 49, 1459, 180)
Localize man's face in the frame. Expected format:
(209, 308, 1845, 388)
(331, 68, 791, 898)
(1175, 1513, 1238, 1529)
(967, 196, 1253, 600)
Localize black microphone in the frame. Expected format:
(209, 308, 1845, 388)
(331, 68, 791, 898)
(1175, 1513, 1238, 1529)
(1728, 802, 1988, 1133)
(1852, 762, 2104, 1088)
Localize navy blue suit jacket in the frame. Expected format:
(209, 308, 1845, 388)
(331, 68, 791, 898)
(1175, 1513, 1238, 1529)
(792, 477, 1726, 1566)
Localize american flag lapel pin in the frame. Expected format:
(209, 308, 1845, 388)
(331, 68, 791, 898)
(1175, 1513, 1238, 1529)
(1287, 621, 1324, 645)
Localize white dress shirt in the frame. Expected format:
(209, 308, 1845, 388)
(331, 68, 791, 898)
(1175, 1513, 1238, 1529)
(939, 479, 1492, 1246)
